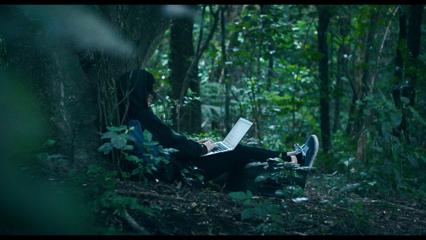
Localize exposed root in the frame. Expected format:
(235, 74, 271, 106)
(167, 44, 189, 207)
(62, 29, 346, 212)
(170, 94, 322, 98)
(122, 209, 150, 235)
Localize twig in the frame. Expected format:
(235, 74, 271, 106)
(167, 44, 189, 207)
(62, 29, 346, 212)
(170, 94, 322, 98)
(292, 231, 308, 236)
(122, 209, 151, 234)
(120, 181, 177, 193)
(368, 199, 426, 214)
(397, 216, 426, 225)
(369, 5, 400, 94)
(116, 189, 189, 202)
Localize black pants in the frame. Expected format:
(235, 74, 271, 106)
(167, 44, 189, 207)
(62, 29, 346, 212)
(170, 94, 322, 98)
(171, 144, 281, 191)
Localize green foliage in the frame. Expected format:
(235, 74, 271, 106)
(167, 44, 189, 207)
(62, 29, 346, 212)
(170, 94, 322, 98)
(69, 164, 157, 233)
(328, 92, 426, 199)
(246, 158, 310, 198)
(227, 158, 314, 233)
(365, 93, 426, 196)
(98, 124, 170, 182)
(99, 6, 426, 231)
(228, 190, 284, 233)
(180, 165, 205, 188)
(98, 125, 134, 154)
(194, 5, 320, 145)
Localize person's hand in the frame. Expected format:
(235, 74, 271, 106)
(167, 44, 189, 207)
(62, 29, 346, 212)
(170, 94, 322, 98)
(201, 139, 216, 152)
(197, 138, 209, 144)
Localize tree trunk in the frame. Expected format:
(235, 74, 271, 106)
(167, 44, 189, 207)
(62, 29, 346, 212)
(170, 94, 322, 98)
(333, 14, 351, 133)
(262, 5, 275, 91)
(317, 6, 332, 152)
(393, 7, 407, 85)
(392, 5, 423, 140)
(170, 9, 201, 133)
(221, 6, 231, 132)
(391, 6, 407, 138)
(406, 5, 423, 92)
(2, 5, 170, 171)
(346, 7, 378, 136)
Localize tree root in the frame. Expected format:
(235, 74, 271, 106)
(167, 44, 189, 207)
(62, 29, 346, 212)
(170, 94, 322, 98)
(122, 209, 150, 235)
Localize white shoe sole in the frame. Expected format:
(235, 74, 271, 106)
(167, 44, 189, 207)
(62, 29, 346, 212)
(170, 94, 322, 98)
(307, 135, 319, 168)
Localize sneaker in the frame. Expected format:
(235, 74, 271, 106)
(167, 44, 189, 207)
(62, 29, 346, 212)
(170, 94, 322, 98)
(293, 135, 319, 167)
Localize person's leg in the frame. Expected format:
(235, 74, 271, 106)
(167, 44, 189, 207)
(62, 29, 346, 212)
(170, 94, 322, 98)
(193, 144, 280, 181)
(170, 144, 303, 190)
(128, 120, 146, 159)
(194, 144, 304, 191)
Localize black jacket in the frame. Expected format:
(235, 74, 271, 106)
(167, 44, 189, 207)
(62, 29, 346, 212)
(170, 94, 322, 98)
(117, 71, 206, 158)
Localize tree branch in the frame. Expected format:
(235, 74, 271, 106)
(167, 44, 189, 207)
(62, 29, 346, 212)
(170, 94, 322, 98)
(117, 189, 189, 202)
(177, 5, 220, 110)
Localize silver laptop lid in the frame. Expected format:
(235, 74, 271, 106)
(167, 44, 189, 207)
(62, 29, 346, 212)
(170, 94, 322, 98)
(223, 118, 253, 149)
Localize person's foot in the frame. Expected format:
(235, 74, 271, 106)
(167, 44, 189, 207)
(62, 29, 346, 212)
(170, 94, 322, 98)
(292, 135, 319, 167)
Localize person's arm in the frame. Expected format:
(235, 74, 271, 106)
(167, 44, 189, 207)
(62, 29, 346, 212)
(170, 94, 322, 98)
(138, 108, 207, 157)
(120, 74, 207, 158)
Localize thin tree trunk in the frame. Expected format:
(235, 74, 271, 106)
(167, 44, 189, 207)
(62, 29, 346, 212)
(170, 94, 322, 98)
(317, 6, 332, 152)
(174, 6, 219, 133)
(346, 7, 378, 136)
(263, 5, 275, 91)
(170, 11, 200, 133)
(406, 5, 423, 91)
(393, 7, 407, 85)
(333, 14, 351, 133)
(355, 7, 380, 161)
(392, 5, 423, 141)
(221, 6, 231, 132)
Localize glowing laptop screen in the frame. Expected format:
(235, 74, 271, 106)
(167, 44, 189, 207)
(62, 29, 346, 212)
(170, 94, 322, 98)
(223, 118, 253, 149)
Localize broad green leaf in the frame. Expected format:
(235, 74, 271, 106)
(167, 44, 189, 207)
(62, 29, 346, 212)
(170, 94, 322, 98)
(101, 131, 118, 140)
(131, 168, 140, 176)
(254, 206, 266, 217)
(246, 190, 253, 198)
(409, 107, 426, 126)
(123, 145, 134, 151)
(111, 134, 127, 149)
(254, 175, 268, 183)
(125, 155, 140, 163)
(245, 162, 267, 168)
(98, 142, 113, 155)
(400, 97, 410, 105)
(44, 139, 56, 146)
(107, 125, 127, 132)
(143, 131, 153, 142)
(241, 208, 255, 220)
(228, 191, 247, 201)
(274, 189, 285, 197)
(406, 155, 419, 168)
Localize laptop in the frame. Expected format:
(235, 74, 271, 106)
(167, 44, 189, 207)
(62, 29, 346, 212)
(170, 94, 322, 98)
(201, 117, 253, 157)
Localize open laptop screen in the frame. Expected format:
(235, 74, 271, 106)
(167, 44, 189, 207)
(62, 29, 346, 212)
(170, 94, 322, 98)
(223, 118, 253, 149)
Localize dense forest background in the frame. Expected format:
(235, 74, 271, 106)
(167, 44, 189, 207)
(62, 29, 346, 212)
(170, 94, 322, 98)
(0, 4, 425, 235)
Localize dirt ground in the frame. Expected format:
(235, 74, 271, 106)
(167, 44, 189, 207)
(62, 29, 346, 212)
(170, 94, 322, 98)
(109, 174, 426, 235)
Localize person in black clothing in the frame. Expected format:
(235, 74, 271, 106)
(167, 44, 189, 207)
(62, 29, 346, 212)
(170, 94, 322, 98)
(116, 69, 319, 192)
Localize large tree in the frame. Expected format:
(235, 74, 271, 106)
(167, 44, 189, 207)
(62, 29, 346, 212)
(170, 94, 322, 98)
(317, 6, 331, 153)
(1, 5, 170, 171)
(169, 5, 219, 133)
(392, 5, 423, 140)
(169, 5, 201, 133)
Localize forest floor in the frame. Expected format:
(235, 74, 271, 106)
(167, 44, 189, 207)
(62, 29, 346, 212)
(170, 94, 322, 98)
(109, 173, 426, 235)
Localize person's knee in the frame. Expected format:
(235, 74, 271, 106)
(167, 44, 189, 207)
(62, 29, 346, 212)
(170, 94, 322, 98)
(234, 144, 248, 152)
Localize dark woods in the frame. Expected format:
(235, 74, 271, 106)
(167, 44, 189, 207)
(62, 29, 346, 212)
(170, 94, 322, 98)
(0, 5, 425, 234)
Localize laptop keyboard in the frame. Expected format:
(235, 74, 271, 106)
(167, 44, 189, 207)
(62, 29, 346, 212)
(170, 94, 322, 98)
(211, 142, 228, 153)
